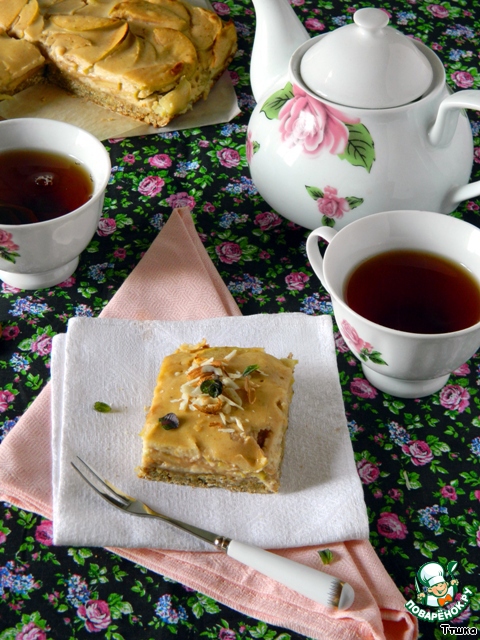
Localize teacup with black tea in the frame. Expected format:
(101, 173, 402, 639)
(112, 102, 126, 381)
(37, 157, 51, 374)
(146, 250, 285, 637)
(306, 210, 480, 398)
(0, 117, 111, 290)
(0, 149, 94, 225)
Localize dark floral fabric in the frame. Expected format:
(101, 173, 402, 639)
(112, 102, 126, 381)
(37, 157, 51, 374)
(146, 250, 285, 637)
(1, 0, 480, 638)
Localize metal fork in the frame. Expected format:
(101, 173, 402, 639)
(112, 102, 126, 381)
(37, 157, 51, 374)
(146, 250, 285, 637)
(71, 457, 354, 610)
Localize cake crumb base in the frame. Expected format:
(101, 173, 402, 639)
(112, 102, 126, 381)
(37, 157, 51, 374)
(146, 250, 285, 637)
(135, 466, 278, 494)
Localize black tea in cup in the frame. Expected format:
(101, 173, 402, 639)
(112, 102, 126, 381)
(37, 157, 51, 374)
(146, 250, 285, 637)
(0, 149, 93, 225)
(344, 249, 480, 334)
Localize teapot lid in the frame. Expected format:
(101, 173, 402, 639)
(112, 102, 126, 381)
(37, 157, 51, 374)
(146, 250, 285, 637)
(299, 8, 433, 108)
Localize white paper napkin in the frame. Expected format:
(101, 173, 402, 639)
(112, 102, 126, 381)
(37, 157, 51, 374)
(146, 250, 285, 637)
(52, 313, 369, 551)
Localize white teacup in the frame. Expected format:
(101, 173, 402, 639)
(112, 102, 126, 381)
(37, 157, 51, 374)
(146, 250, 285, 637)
(306, 210, 480, 398)
(0, 118, 111, 290)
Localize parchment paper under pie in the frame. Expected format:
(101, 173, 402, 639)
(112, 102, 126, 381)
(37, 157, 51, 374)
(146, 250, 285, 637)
(0, 71, 240, 141)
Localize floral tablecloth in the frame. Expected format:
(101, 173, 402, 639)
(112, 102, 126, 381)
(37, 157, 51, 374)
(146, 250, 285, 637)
(1, 1, 480, 638)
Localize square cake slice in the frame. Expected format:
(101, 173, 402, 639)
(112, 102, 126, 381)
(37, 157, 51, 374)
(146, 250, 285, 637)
(136, 341, 296, 493)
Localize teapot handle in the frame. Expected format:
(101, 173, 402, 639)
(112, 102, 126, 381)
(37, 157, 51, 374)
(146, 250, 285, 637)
(429, 90, 480, 208)
(306, 227, 338, 292)
(429, 89, 480, 147)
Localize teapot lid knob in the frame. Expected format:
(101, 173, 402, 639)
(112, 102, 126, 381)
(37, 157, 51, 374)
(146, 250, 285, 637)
(299, 7, 433, 109)
(353, 7, 389, 30)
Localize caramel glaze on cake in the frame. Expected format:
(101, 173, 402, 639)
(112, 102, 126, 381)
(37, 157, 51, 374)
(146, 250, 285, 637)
(0, 0, 237, 126)
(136, 341, 297, 493)
(0, 30, 45, 96)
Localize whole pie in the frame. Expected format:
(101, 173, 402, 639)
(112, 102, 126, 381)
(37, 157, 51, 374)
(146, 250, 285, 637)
(136, 341, 297, 493)
(0, 0, 237, 126)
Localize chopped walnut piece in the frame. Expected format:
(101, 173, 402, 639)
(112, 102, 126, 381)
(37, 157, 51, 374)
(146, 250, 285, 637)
(193, 397, 223, 414)
(195, 372, 216, 386)
(187, 365, 206, 380)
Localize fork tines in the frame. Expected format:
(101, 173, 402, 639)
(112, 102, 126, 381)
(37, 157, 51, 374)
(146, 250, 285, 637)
(71, 457, 129, 508)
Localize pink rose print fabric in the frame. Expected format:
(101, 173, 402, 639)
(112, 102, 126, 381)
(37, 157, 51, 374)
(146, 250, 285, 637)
(138, 175, 165, 197)
(439, 384, 471, 413)
(77, 600, 112, 632)
(377, 512, 408, 540)
(401, 440, 434, 466)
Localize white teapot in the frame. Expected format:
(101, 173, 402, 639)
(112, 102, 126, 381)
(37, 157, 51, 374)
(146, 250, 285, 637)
(247, 1, 480, 230)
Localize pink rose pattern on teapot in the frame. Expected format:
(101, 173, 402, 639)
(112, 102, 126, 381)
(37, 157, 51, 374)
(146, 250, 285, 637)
(305, 184, 363, 226)
(277, 84, 358, 155)
(248, 82, 376, 226)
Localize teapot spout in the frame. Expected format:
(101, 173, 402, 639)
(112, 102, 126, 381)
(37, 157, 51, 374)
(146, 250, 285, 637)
(250, 0, 310, 103)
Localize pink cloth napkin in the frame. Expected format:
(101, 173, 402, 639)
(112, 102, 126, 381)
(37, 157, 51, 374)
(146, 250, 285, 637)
(0, 208, 418, 640)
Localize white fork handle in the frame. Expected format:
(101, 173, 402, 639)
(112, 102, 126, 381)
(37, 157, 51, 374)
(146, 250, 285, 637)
(227, 540, 355, 610)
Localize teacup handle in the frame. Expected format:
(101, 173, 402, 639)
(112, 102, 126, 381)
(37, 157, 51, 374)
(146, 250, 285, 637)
(306, 226, 338, 291)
